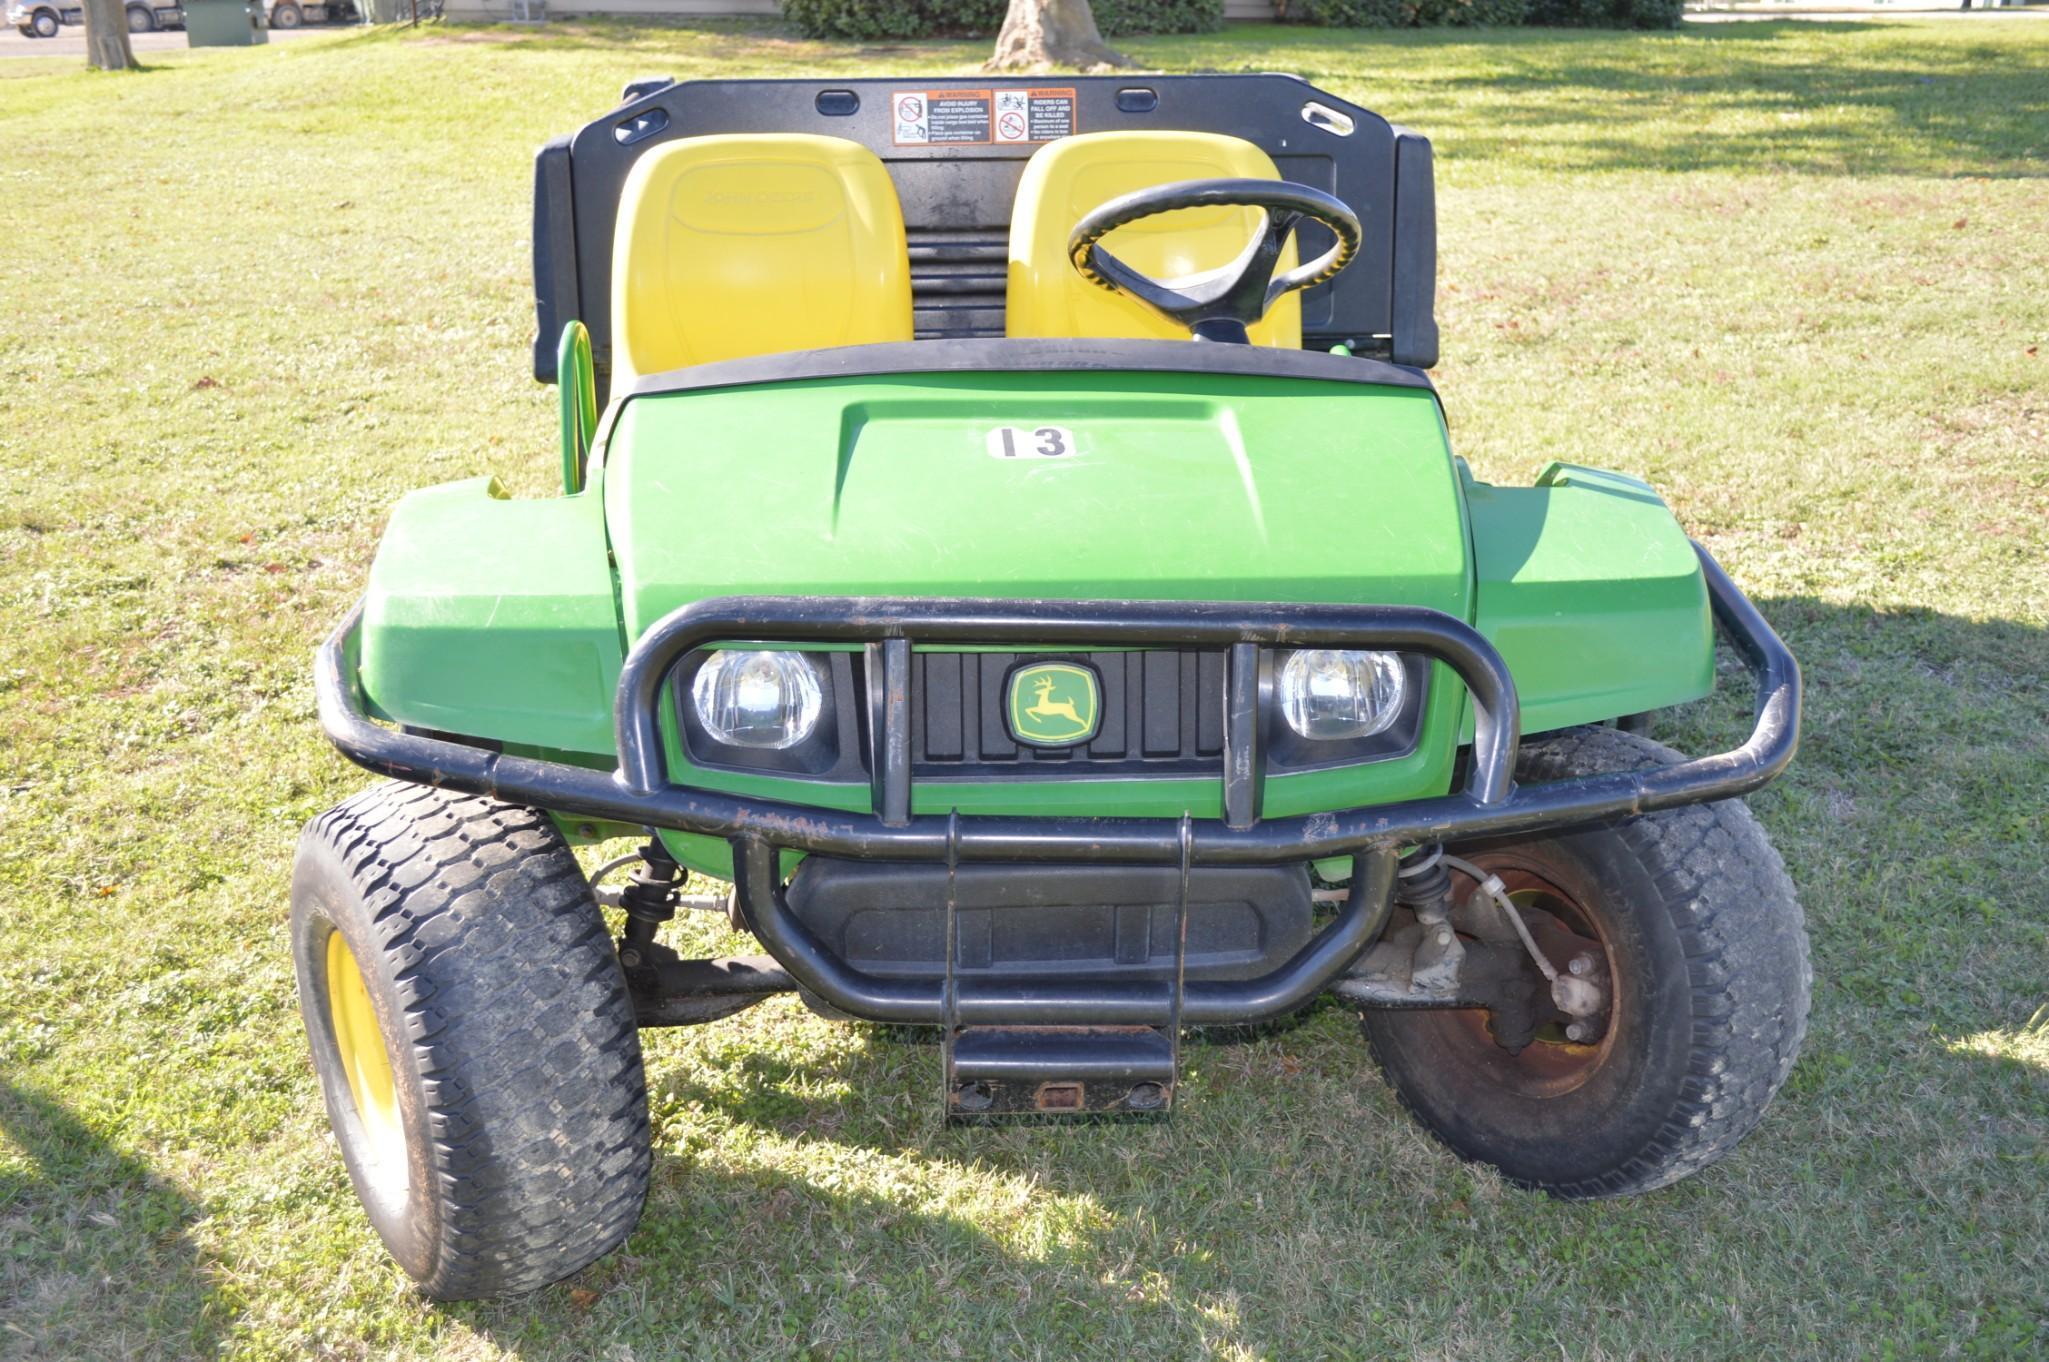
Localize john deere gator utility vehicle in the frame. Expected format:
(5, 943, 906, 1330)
(293, 74, 1810, 1298)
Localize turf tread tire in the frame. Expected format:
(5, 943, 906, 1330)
(292, 782, 650, 1299)
(1363, 725, 1810, 1198)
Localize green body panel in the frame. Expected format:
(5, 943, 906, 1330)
(349, 365, 1718, 883)
(602, 372, 1468, 631)
(359, 478, 624, 757)
(606, 370, 1473, 839)
(1465, 461, 1714, 737)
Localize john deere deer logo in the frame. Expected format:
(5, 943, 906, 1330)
(1007, 662, 1101, 747)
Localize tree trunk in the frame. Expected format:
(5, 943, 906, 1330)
(986, 0, 1129, 73)
(81, 0, 139, 70)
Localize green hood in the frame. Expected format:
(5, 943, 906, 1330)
(603, 368, 1471, 637)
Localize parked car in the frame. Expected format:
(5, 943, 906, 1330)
(11, 0, 180, 34)
(265, 0, 355, 26)
(10, 2, 76, 37)
(126, 0, 183, 29)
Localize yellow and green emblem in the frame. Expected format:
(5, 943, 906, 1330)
(1007, 662, 1101, 747)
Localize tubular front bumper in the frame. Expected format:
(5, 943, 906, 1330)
(315, 542, 1798, 1028)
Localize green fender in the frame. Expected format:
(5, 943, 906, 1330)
(356, 477, 622, 761)
(1464, 460, 1714, 739)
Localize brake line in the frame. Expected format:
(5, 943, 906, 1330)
(1438, 851, 1610, 1028)
(1438, 852, 1558, 982)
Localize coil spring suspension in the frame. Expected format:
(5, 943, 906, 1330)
(617, 837, 683, 968)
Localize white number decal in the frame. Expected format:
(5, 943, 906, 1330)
(986, 425, 1076, 460)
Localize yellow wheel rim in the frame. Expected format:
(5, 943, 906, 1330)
(325, 933, 408, 1202)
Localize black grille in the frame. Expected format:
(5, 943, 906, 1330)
(908, 227, 1007, 340)
(910, 651, 1224, 778)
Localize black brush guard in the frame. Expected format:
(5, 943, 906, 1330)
(316, 544, 1797, 1047)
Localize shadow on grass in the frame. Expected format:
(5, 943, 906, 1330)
(640, 598, 2045, 1340)
(1276, 24, 2049, 176)
(639, 1006, 1334, 1147)
(379, 17, 2048, 178)
(388, 14, 971, 63)
(418, 594, 2048, 1355)
(0, 1076, 221, 1361)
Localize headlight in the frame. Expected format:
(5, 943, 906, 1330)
(1276, 649, 1407, 741)
(689, 650, 823, 750)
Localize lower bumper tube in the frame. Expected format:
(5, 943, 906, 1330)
(731, 839, 1399, 1027)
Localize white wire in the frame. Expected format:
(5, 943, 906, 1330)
(586, 852, 642, 889)
(1439, 852, 1558, 982)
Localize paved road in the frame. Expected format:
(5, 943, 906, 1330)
(0, 20, 332, 59)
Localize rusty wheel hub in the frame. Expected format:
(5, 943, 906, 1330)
(1442, 859, 1617, 1095)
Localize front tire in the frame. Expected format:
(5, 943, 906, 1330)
(30, 11, 59, 36)
(269, 1, 300, 26)
(1364, 726, 1810, 1197)
(291, 783, 650, 1298)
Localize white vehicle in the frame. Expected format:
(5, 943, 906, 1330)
(10, 0, 179, 35)
(264, 0, 357, 26)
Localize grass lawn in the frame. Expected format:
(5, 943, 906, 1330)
(2, 14, 2045, 1361)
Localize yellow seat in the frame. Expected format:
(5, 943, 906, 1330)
(1006, 131, 1301, 348)
(609, 134, 913, 386)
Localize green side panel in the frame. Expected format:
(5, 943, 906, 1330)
(1465, 461, 1715, 737)
(359, 477, 624, 757)
(607, 370, 1474, 820)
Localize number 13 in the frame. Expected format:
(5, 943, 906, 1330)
(986, 425, 1076, 460)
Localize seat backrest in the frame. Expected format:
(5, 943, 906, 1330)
(609, 133, 913, 386)
(537, 77, 1443, 387)
(1006, 131, 1300, 348)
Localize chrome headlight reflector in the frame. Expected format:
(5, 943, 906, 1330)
(689, 649, 824, 750)
(1276, 648, 1407, 742)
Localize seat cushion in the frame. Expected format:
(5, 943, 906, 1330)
(609, 134, 913, 385)
(1005, 131, 1301, 348)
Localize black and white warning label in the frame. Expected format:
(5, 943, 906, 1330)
(1024, 88, 1077, 142)
(892, 87, 1078, 146)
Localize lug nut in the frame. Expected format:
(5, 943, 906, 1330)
(1565, 1021, 1591, 1042)
(1569, 954, 1594, 976)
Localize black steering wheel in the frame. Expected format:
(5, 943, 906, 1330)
(1067, 179, 1362, 344)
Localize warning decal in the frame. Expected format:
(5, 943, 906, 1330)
(994, 89, 1031, 144)
(893, 89, 991, 145)
(893, 87, 1078, 146)
(1024, 88, 1077, 142)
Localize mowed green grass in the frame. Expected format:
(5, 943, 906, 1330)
(2, 15, 2045, 1361)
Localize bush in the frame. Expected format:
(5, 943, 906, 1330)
(1408, 0, 1529, 24)
(1289, 0, 1688, 25)
(779, 0, 996, 40)
(779, 0, 1224, 42)
(1283, 0, 1529, 26)
(1280, 0, 1405, 26)
(1095, 0, 1226, 36)
(1523, 0, 1682, 26)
